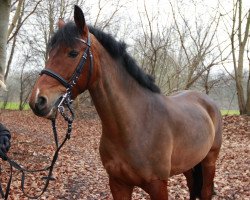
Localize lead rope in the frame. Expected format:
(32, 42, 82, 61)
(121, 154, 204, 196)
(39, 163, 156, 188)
(0, 99, 74, 199)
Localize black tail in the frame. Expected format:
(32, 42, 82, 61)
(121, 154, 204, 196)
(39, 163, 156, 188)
(193, 163, 203, 198)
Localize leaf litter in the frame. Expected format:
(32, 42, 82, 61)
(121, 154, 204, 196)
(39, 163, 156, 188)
(0, 109, 249, 199)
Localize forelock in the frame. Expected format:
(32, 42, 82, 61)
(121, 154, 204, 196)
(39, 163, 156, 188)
(48, 22, 80, 49)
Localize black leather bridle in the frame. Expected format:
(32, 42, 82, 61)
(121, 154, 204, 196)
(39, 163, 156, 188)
(0, 33, 93, 200)
(40, 32, 93, 108)
(40, 32, 93, 123)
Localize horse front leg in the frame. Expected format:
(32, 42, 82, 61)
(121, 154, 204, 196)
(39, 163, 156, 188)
(109, 176, 134, 200)
(143, 180, 168, 200)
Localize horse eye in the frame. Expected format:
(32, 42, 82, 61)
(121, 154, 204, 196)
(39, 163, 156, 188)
(68, 50, 79, 58)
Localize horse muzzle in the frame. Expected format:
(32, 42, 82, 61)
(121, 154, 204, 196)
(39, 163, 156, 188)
(29, 95, 59, 119)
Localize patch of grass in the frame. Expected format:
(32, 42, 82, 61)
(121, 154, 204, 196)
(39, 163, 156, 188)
(0, 103, 241, 115)
(0, 102, 30, 110)
(221, 110, 240, 115)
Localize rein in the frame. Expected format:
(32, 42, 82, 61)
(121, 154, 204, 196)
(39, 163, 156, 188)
(0, 32, 93, 199)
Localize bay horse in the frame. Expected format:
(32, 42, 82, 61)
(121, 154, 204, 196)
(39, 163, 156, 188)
(29, 5, 222, 200)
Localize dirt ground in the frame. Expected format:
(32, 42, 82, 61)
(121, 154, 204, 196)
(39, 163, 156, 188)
(0, 108, 249, 200)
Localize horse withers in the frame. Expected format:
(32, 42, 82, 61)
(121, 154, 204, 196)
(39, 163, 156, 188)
(29, 5, 222, 200)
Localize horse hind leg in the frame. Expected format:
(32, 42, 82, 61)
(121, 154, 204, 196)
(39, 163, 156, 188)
(184, 159, 217, 200)
(184, 163, 203, 200)
(186, 117, 222, 200)
(200, 148, 220, 200)
(200, 124, 222, 200)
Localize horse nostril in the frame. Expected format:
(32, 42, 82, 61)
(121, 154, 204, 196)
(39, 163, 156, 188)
(35, 96, 48, 112)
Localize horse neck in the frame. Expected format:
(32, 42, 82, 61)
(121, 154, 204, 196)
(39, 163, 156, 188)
(88, 39, 149, 134)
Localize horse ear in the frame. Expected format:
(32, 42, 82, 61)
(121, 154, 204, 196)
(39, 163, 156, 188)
(74, 5, 86, 35)
(58, 18, 65, 29)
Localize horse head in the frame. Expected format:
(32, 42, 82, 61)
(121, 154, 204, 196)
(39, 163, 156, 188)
(29, 6, 94, 119)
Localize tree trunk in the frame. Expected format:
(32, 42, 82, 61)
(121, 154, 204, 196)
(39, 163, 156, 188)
(0, 0, 11, 90)
(5, 0, 25, 81)
(246, 62, 250, 115)
(7, 0, 24, 38)
(236, 46, 246, 114)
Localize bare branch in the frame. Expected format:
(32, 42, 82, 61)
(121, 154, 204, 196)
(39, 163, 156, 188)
(7, 0, 42, 43)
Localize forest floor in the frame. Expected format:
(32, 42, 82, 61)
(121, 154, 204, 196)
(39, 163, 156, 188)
(0, 108, 249, 200)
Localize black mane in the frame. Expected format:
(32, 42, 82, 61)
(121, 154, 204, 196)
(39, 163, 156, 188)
(49, 22, 161, 93)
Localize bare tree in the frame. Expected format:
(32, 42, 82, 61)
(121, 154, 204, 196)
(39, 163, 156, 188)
(200, 68, 224, 95)
(170, 1, 229, 91)
(7, 0, 42, 43)
(230, 0, 250, 115)
(132, 0, 181, 94)
(93, 0, 126, 31)
(5, 0, 25, 81)
(19, 56, 37, 110)
(4, 0, 42, 82)
(132, 0, 228, 95)
(32, 0, 60, 62)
